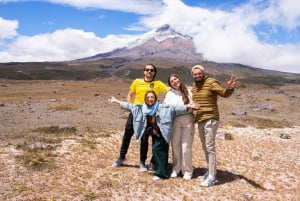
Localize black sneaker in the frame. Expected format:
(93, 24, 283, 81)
(112, 157, 125, 167)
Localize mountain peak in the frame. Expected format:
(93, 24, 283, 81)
(126, 24, 191, 48)
(79, 24, 201, 61)
(155, 24, 171, 32)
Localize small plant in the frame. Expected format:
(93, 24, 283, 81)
(15, 142, 56, 171)
(80, 138, 97, 149)
(13, 184, 27, 193)
(33, 125, 76, 134)
(225, 133, 234, 140)
(80, 131, 97, 149)
(0, 149, 7, 154)
(83, 192, 97, 201)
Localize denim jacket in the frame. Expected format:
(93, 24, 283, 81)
(120, 102, 187, 143)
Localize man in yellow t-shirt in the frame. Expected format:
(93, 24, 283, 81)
(112, 64, 168, 171)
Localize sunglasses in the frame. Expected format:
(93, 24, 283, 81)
(145, 69, 155, 72)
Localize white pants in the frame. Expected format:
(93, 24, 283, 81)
(171, 113, 194, 176)
(197, 119, 219, 178)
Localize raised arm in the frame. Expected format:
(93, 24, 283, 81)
(108, 96, 121, 104)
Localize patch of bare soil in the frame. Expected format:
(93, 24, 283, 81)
(0, 79, 299, 201)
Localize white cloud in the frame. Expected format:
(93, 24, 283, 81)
(138, 0, 300, 73)
(47, 0, 164, 15)
(0, 17, 18, 39)
(0, 28, 138, 62)
(262, 0, 300, 29)
(0, 0, 164, 14)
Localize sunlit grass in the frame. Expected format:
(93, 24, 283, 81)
(12, 125, 77, 171)
(15, 142, 56, 171)
(32, 125, 76, 134)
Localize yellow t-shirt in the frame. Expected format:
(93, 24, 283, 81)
(130, 78, 168, 104)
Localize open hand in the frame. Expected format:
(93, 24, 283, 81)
(188, 102, 200, 109)
(108, 96, 116, 103)
(226, 74, 237, 89)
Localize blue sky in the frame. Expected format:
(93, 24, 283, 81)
(0, 0, 299, 73)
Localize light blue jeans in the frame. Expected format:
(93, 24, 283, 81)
(197, 119, 219, 178)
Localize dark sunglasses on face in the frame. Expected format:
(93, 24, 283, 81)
(145, 69, 154, 72)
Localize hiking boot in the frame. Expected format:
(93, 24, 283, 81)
(112, 157, 125, 167)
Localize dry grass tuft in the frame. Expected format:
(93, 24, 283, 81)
(15, 142, 56, 171)
(48, 103, 78, 111)
(83, 192, 97, 201)
(33, 125, 76, 134)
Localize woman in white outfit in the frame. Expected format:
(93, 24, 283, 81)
(164, 74, 195, 180)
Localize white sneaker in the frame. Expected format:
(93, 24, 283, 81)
(139, 163, 147, 172)
(200, 176, 217, 187)
(153, 176, 160, 181)
(170, 170, 177, 178)
(198, 171, 208, 181)
(183, 172, 192, 180)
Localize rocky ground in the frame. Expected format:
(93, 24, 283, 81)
(0, 79, 299, 201)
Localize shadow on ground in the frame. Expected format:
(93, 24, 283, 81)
(193, 167, 265, 190)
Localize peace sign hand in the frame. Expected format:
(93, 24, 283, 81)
(226, 74, 237, 89)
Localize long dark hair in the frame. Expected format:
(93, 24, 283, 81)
(168, 74, 190, 104)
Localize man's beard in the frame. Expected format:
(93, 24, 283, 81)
(194, 78, 202, 84)
(145, 74, 154, 80)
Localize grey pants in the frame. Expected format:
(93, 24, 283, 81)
(197, 119, 219, 178)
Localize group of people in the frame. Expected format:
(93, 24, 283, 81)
(109, 63, 237, 187)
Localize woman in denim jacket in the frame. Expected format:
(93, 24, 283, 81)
(109, 90, 199, 181)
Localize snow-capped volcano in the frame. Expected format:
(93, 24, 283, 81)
(80, 24, 202, 61)
(126, 24, 192, 48)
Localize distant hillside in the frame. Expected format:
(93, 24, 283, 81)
(0, 58, 299, 88)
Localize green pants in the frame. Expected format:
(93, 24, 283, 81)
(152, 135, 169, 179)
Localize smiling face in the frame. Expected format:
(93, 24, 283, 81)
(144, 91, 157, 106)
(169, 75, 181, 90)
(192, 68, 204, 83)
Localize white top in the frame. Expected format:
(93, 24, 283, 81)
(163, 87, 192, 107)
